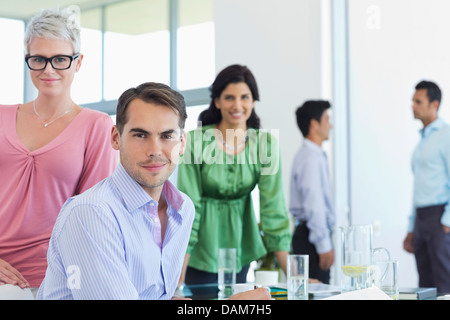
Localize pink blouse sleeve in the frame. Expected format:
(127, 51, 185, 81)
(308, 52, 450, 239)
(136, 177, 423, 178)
(75, 113, 118, 194)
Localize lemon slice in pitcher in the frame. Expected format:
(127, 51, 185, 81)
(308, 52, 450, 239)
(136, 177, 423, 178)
(341, 265, 368, 277)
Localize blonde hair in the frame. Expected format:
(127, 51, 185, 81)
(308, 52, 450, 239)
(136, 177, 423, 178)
(24, 7, 81, 55)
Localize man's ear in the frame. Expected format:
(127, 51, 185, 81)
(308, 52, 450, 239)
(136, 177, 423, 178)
(430, 100, 440, 113)
(179, 131, 187, 155)
(310, 118, 319, 131)
(111, 125, 120, 150)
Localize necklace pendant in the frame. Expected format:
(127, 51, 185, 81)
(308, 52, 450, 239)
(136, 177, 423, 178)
(33, 99, 74, 128)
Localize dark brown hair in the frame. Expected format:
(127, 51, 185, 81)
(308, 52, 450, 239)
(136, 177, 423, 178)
(295, 100, 331, 137)
(415, 80, 442, 107)
(116, 82, 187, 134)
(198, 64, 261, 129)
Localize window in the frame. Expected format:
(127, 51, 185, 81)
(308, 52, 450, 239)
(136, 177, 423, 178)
(0, 18, 24, 104)
(184, 104, 208, 132)
(71, 9, 103, 104)
(104, 0, 170, 100)
(177, 0, 215, 91)
(78, 0, 213, 112)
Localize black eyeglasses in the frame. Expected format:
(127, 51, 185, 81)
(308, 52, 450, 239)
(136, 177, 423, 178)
(25, 54, 79, 71)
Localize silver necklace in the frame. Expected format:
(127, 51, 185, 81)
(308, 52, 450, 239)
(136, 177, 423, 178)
(33, 100, 74, 128)
(218, 134, 248, 151)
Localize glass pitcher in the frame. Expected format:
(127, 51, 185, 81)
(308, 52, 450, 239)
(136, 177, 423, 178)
(340, 224, 390, 292)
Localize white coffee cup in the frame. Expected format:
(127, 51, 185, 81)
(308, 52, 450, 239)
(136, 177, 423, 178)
(255, 270, 279, 286)
(233, 283, 255, 294)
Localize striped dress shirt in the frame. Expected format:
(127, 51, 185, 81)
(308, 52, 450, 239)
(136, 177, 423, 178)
(37, 163, 195, 300)
(289, 138, 335, 254)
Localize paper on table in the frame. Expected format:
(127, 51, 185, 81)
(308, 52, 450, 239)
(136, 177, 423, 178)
(321, 287, 392, 300)
(0, 284, 35, 300)
(309, 283, 341, 295)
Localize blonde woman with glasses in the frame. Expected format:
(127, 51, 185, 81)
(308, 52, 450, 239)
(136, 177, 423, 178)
(0, 8, 117, 299)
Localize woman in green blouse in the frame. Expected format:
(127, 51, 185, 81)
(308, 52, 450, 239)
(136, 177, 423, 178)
(177, 64, 291, 285)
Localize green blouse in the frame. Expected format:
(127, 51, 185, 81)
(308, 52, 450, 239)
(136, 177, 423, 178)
(177, 124, 291, 273)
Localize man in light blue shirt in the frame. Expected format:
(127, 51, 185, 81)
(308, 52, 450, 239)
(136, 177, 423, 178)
(36, 82, 192, 300)
(289, 100, 335, 284)
(37, 82, 269, 300)
(403, 80, 450, 295)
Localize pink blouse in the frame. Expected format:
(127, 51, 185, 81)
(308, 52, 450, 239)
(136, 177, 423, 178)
(0, 104, 118, 287)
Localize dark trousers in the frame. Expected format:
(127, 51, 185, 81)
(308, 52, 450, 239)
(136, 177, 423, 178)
(413, 204, 450, 295)
(292, 223, 330, 284)
(185, 265, 250, 285)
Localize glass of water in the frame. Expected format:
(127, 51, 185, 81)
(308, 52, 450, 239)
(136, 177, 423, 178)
(218, 248, 236, 299)
(287, 254, 309, 300)
(375, 259, 399, 300)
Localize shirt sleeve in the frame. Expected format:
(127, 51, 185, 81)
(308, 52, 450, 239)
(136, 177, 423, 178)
(57, 203, 139, 299)
(440, 133, 450, 228)
(257, 132, 291, 253)
(408, 203, 416, 233)
(292, 153, 332, 254)
(177, 130, 203, 254)
(408, 148, 417, 232)
(75, 113, 118, 194)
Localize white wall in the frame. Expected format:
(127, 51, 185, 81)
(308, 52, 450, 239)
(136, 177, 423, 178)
(347, 0, 450, 288)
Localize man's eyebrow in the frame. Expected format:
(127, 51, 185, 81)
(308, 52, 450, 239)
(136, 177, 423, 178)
(129, 128, 180, 135)
(160, 129, 179, 135)
(129, 128, 150, 135)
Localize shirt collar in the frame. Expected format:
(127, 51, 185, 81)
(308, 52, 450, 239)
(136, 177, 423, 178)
(420, 117, 445, 137)
(161, 179, 184, 212)
(112, 163, 185, 214)
(304, 138, 326, 156)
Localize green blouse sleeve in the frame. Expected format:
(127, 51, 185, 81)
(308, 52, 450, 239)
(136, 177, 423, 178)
(177, 129, 203, 254)
(257, 131, 292, 253)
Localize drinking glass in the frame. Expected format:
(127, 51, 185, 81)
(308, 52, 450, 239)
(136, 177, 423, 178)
(218, 248, 236, 298)
(375, 260, 399, 300)
(287, 254, 309, 300)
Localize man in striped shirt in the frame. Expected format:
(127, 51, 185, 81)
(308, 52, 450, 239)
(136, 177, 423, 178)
(37, 82, 269, 300)
(289, 100, 335, 284)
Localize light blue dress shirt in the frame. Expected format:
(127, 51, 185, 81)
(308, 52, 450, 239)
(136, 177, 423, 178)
(409, 118, 450, 232)
(289, 139, 335, 254)
(37, 163, 195, 300)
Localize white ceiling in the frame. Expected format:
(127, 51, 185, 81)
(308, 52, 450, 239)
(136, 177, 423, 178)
(0, 0, 121, 20)
(0, 0, 213, 34)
